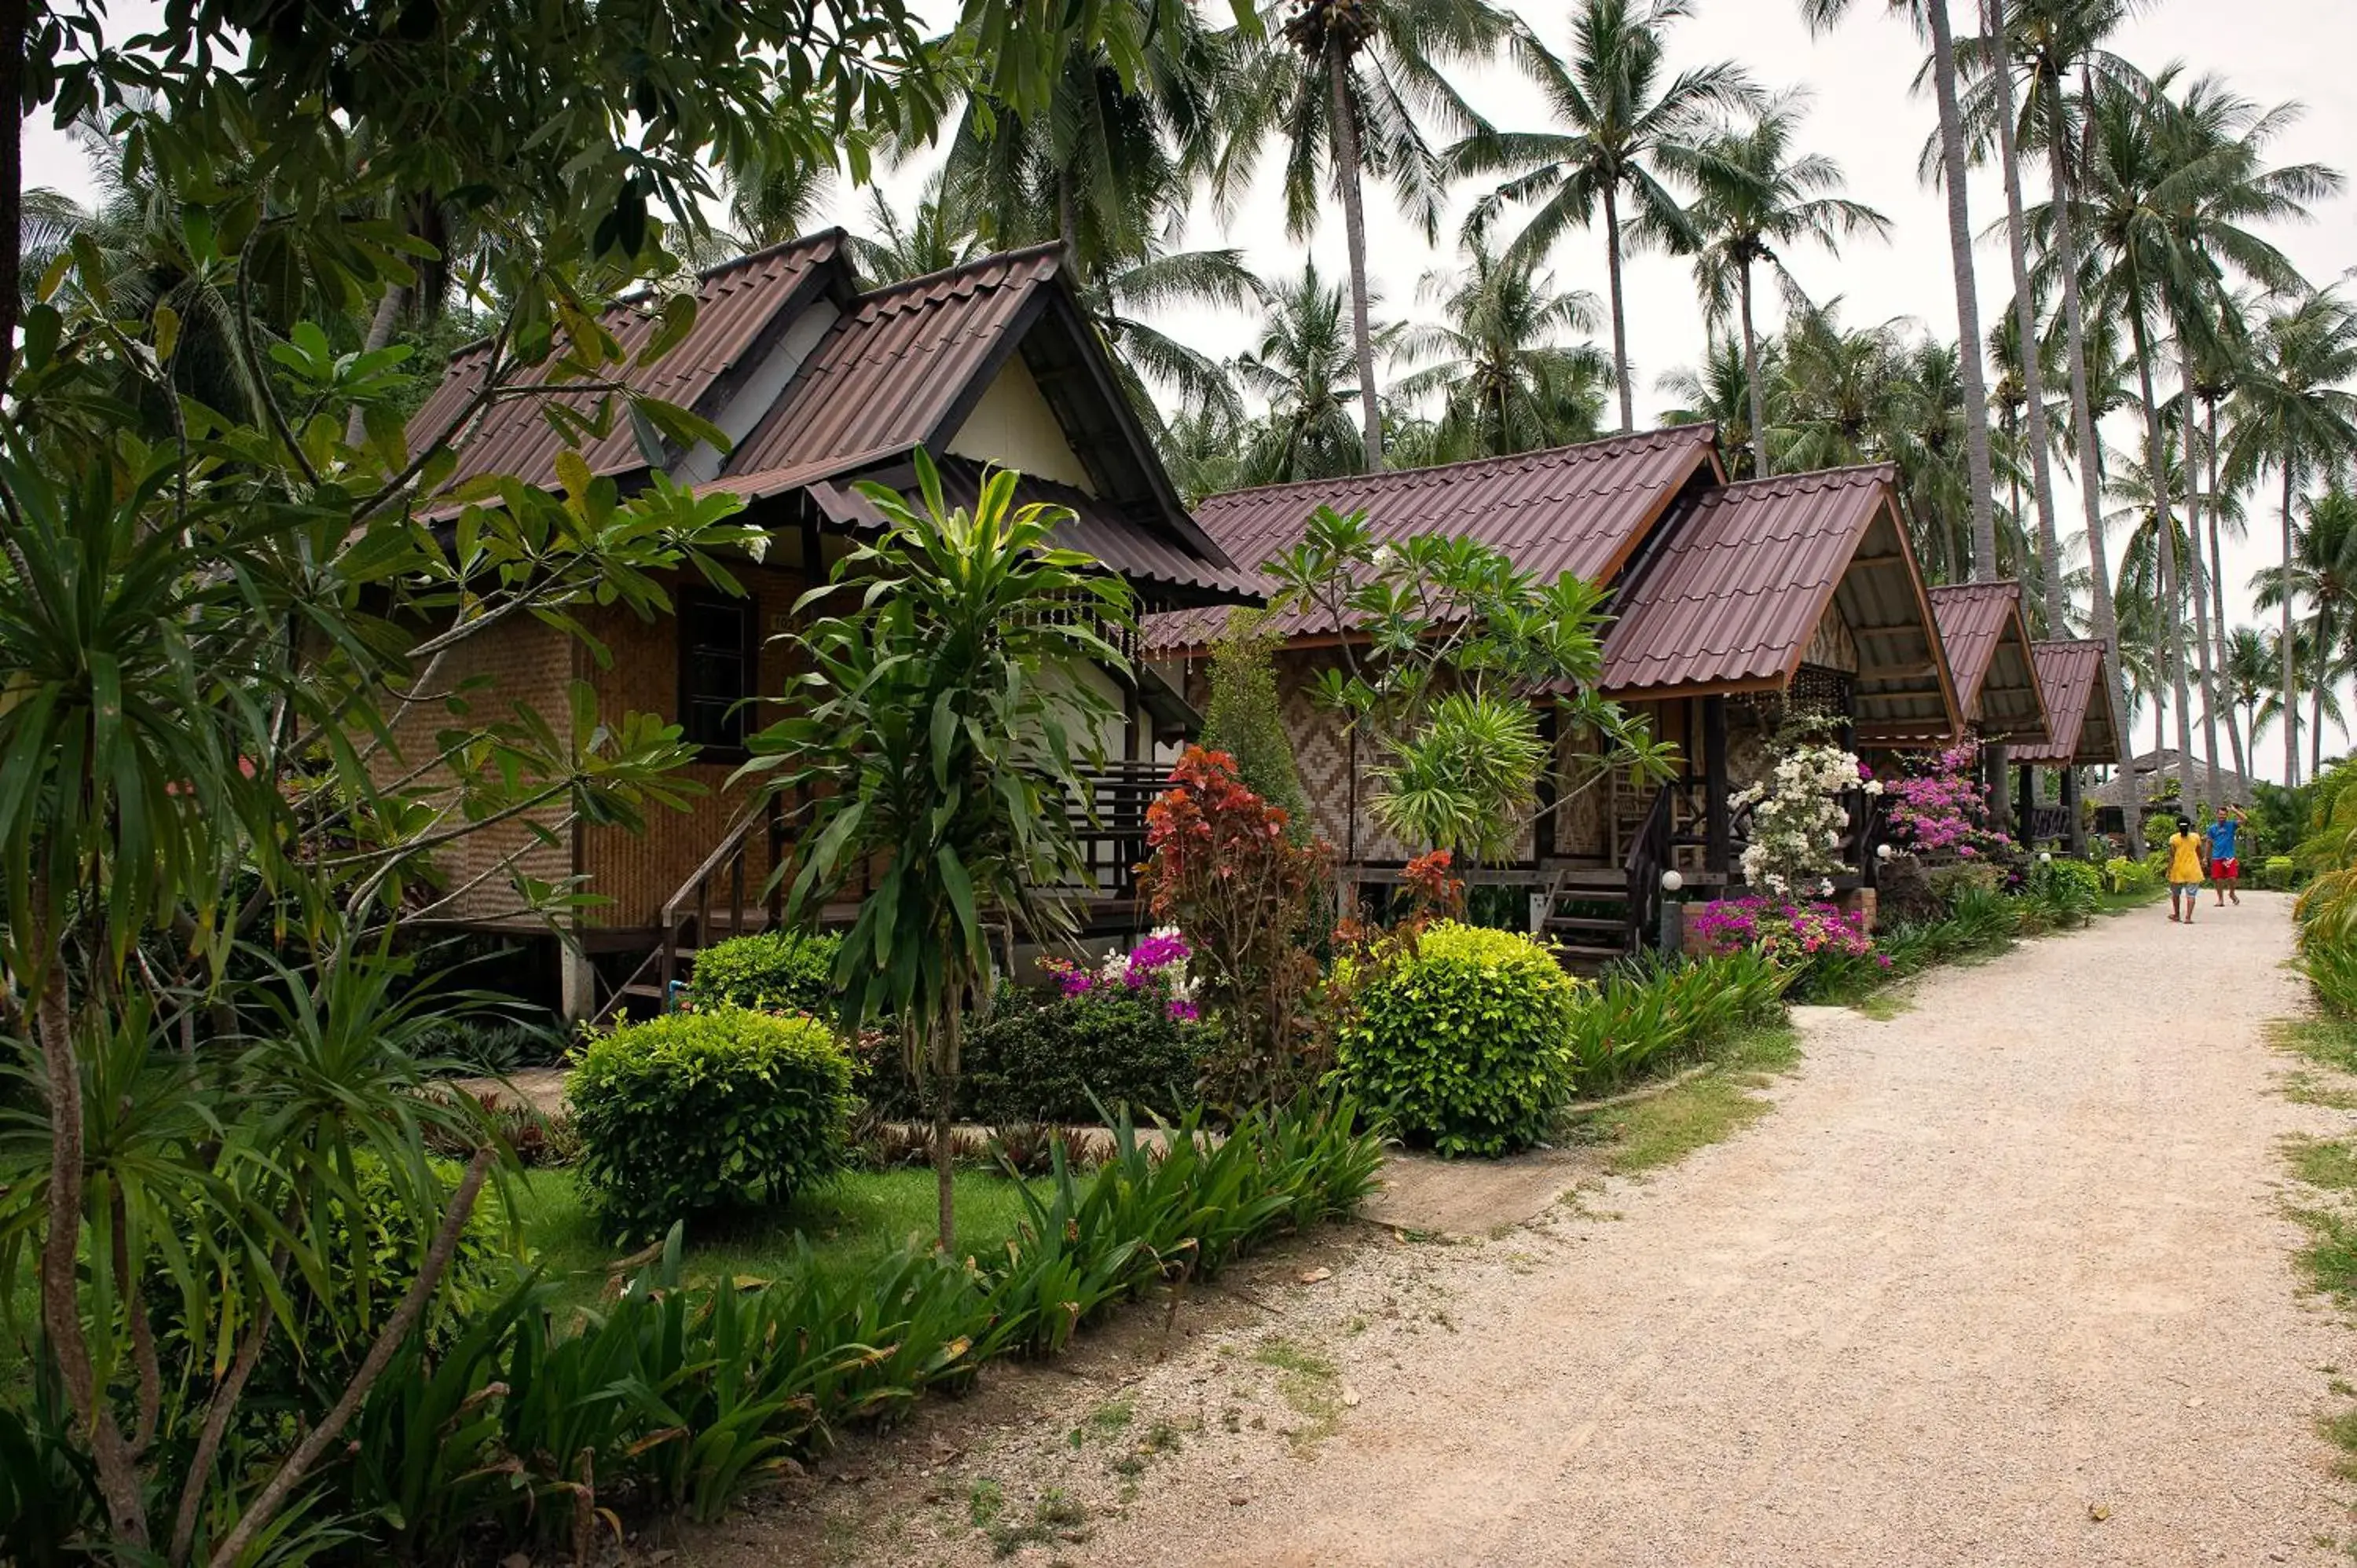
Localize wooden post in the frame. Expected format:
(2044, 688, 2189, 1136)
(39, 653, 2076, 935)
(1535, 705, 1560, 863)
(2017, 763, 2035, 842)
(1703, 695, 1731, 881)
(1985, 738, 2011, 837)
(2062, 764, 2085, 857)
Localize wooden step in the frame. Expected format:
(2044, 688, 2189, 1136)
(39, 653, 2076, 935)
(1543, 915, 1630, 934)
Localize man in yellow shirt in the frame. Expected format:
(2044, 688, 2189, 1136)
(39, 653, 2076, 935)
(2166, 814, 2207, 924)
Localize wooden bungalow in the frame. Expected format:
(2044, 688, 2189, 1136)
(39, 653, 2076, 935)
(1915, 581, 2051, 834)
(394, 234, 1256, 1017)
(1144, 445, 1962, 962)
(2009, 639, 2125, 854)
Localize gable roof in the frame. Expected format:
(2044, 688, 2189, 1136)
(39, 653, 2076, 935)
(1926, 581, 2049, 744)
(2088, 749, 2257, 808)
(1599, 463, 1959, 741)
(2011, 639, 2123, 765)
(405, 231, 849, 494)
(1140, 425, 1725, 653)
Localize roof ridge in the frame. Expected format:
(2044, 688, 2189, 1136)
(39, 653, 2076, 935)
(1702, 460, 1898, 497)
(1196, 424, 1718, 507)
(1927, 579, 2024, 596)
(434, 229, 846, 369)
(845, 240, 1069, 313)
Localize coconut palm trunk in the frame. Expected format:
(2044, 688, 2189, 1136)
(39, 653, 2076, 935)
(1924, 0, 2000, 579)
(1983, 0, 2063, 621)
(1603, 181, 1635, 434)
(2044, 76, 2140, 852)
(2285, 460, 2301, 785)
(1739, 260, 1769, 475)
(2124, 302, 2198, 810)
(2179, 346, 2223, 808)
(2206, 397, 2246, 779)
(1329, 47, 1384, 473)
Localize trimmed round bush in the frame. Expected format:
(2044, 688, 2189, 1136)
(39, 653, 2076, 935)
(1335, 921, 1582, 1158)
(687, 930, 843, 1017)
(570, 1007, 854, 1240)
(961, 985, 1205, 1125)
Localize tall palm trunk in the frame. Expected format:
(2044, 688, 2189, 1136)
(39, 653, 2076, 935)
(2179, 347, 2223, 808)
(1984, 0, 2062, 622)
(2284, 460, 2300, 786)
(1925, 0, 1999, 579)
(1329, 47, 1384, 473)
(2208, 397, 2248, 779)
(2124, 302, 2197, 809)
(1603, 181, 1634, 434)
(2314, 680, 2327, 778)
(1738, 259, 1769, 476)
(2044, 75, 2140, 852)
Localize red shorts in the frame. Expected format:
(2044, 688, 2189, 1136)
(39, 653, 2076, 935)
(2211, 857, 2239, 880)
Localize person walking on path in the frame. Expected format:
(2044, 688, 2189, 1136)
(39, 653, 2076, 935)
(2168, 815, 2209, 923)
(2209, 804, 2245, 907)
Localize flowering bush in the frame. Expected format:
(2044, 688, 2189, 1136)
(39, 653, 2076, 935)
(1139, 746, 1336, 1104)
(1733, 737, 1878, 896)
(1882, 741, 2013, 862)
(1689, 897, 1888, 969)
(1039, 929, 1201, 1021)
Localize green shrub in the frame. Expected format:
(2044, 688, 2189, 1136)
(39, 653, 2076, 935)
(687, 930, 845, 1017)
(2101, 855, 2160, 894)
(570, 1008, 855, 1240)
(1924, 859, 2002, 906)
(1567, 951, 1791, 1093)
(959, 984, 1204, 1125)
(412, 1014, 566, 1075)
(1335, 921, 1580, 1157)
(2265, 855, 2297, 891)
(2306, 938, 2357, 1017)
(2019, 857, 2099, 930)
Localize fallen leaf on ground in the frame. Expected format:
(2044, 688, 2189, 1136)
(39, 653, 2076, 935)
(2088, 1504, 2111, 1522)
(1296, 1267, 1332, 1284)
(1342, 1385, 1361, 1408)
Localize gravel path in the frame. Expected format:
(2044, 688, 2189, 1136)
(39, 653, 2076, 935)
(712, 895, 2352, 1566)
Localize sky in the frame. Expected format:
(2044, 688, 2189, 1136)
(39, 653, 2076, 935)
(23, 0, 2357, 777)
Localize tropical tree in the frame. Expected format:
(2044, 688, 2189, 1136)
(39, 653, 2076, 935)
(1237, 259, 1391, 484)
(746, 456, 1135, 1250)
(1776, 302, 1904, 473)
(1217, 0, 1519, 471)
(1454, 0, 1755, 435)
(1802, 0, 1997, 580)
(1659, 334, 1773, 476)
(1393, 236, 1612, 460)
(1669, 92, 1888, 477)
(2223, 624, 2278, 759)
(844, 170, 988, 284)
(2228, 288, 2357, 785)
(2253, 488, 2357, 782)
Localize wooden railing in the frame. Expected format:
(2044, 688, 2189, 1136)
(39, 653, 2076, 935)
(1622, 783, 1675, 955)
(1058, 760, 1171, 899)
(655, 793, 788, 1004)
(2025, 803, 2073, 844)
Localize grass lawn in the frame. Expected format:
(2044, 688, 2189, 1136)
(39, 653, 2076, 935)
(502, 1164, 1049, 1313)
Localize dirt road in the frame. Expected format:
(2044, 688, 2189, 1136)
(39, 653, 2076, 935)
(721, 896, 2350, 1566)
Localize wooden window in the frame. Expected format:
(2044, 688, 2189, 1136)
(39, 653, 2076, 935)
(678, 590, 757, 757)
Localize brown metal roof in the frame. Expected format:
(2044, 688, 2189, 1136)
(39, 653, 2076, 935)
(405, 232, 845, 493)
(1926, 581, 2050, 744)
(1140, 425, 1725, 653)
(2011, 639, 2123, 765)
(724, 244, 1068, 477)
(1599, 463, 1959, 741)
(801, 458, 1261, 607)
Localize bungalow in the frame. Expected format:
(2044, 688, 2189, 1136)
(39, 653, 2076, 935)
(2010, 639, 2127, 855)
(394, 234, 1255, 1017)
(1143, 438, 1963, 962)
(1914, 580, 2051, 835)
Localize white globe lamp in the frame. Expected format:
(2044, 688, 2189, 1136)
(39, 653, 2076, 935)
(1660, 869, 1684, 893)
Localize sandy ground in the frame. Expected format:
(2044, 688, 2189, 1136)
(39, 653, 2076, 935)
(699, 892, 2355, 1567)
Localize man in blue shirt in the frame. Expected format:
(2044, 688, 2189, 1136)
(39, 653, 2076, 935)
(2206, 804, 2243, 907)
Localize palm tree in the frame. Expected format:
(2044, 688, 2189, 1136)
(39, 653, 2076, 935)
(1659, 335, 1772, 476)
(2254, 487, 2357, 781)
(1802, 0, 1997, 581)
(1393, 237, 1612, 460)
(2222, 624, 2276, 760)
(2227, 288, 2357, 786)
(2068, 71, 2330, 806)
(1453, 0, 1755, 435)
(1669, 93, 1889, 477)
(845, 173, 987, 285)
(1219, 0, 1519, 471)
(1997, 0, 2146, 840)
(2183, 318, 2254, 778)
(1778, 302, 1904, 471)
(1237, 259, 1389, 484)
(1957, 0, 2066, 624)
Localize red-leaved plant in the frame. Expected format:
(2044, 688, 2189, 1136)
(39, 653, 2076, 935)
(1139, 746, 1335, 1105)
